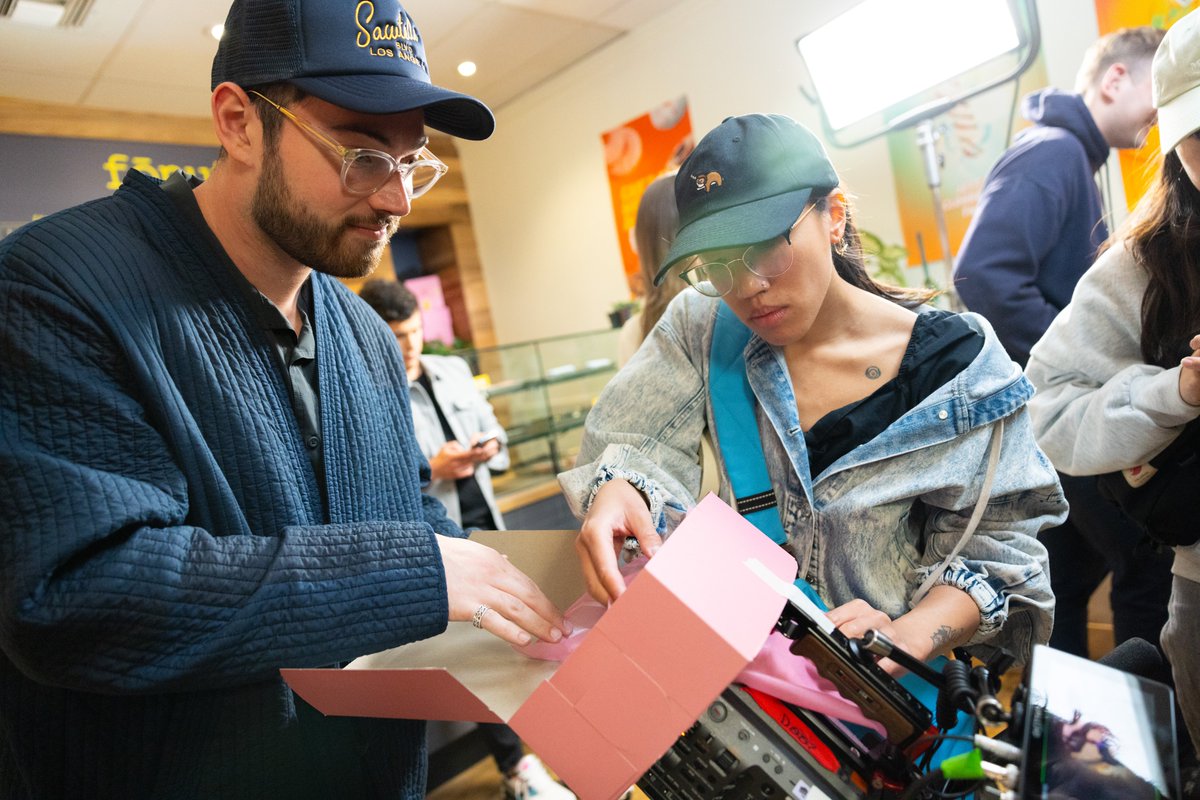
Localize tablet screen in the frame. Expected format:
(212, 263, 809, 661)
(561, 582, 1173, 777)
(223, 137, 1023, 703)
(1021, 645, 1179, 799)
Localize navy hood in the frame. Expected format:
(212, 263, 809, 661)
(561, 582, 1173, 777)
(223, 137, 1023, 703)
(1020, 88, 1110, 172)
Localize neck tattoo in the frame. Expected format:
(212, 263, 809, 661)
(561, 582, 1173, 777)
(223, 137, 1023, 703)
(865, 366, 882, 380)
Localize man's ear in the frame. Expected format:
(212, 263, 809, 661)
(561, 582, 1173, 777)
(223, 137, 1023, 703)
(210, 82, 260, 166)
(1098, 62, 1129, 102)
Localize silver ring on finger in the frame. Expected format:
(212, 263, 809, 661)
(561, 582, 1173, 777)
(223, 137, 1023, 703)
(472, 603, 490, 629)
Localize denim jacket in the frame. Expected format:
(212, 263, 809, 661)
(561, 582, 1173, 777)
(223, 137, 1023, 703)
(559, 292, 1063, 662)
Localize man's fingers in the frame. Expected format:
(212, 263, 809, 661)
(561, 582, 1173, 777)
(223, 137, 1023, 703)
(472, 601, 534, 646)
(479, 561, 572, 642)
(441, 536, 569, 642)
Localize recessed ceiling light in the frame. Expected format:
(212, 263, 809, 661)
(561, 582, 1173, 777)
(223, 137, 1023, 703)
(457, 61, 477, 78)
(210, 23, 224, 40)
(10, 0, 66, 27)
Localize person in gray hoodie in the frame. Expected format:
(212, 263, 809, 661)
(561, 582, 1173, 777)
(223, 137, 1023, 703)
(1027, 8, 1200, 770)
(956, 26, 1171, 663)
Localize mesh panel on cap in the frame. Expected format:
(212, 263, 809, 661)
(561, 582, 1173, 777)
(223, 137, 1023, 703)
(212, 2, 305, 89)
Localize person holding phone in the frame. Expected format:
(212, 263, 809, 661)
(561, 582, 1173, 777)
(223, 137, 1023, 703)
(359, 280, 509, 532)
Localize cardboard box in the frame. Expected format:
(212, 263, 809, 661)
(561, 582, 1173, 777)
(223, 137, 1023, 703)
(282, 494, 796, 800)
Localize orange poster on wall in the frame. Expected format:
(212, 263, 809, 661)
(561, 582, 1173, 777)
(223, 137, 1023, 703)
(1094, 0, 1200, 210)
(601, 97, 694, 296)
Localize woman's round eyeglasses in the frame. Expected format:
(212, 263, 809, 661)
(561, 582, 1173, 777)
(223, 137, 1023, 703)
(250, 90, 448, 198)
(677, 203, 816, 298)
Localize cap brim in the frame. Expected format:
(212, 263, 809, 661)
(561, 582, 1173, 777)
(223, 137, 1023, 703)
(653, 188, 817, 286)
(291, 74, 495, 140)
(1157, 83, 1200, 156)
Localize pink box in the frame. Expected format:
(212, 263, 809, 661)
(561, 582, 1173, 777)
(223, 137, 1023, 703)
(281, 495, 795, 800)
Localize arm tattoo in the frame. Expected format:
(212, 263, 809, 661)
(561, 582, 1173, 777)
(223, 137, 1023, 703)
(930, 624, 964, 651)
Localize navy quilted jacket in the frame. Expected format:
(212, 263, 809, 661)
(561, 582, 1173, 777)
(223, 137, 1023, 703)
(0, 170, 464, 798)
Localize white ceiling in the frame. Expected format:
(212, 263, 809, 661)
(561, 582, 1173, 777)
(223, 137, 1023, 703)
(0, 0, 688, 118)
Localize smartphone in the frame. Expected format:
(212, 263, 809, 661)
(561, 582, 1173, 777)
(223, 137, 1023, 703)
(472, 432, 500, 449)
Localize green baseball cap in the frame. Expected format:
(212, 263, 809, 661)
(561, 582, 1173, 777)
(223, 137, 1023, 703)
(654, 114, 838, 285)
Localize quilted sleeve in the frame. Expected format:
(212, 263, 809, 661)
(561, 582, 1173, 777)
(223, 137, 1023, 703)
(0, 263, 449, 694)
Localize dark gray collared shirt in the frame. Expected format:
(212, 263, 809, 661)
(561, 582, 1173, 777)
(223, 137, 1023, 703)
(160, 172, 326, 515)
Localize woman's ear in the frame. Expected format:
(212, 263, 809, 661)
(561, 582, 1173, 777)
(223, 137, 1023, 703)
(210, 82, 259, 167)
(827, 191, 849, 243)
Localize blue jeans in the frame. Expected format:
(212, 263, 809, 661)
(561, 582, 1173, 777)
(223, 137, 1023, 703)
(1040, 473, 1173, 657)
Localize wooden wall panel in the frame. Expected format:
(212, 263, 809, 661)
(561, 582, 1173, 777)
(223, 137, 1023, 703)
(0, 95, 495, 345)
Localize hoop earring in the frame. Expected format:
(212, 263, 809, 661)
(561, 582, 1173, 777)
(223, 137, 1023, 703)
(832, 237, 847, 256)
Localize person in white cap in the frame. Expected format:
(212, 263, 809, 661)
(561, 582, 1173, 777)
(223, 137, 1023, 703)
(1027, 8, 1200, 781)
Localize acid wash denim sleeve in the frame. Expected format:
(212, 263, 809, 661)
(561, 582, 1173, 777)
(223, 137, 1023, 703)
(560, 292, 1064, 664)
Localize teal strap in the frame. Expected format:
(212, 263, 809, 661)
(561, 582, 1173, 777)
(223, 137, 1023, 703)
(709, 304, 786, 545)
(708, 304, 972, 763)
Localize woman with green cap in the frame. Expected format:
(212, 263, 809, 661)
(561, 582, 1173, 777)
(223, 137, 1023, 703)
(559, 113, 1062, 674)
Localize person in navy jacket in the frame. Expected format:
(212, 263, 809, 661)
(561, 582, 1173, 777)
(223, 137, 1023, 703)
(0, 1, 566, 798)
(954, 26, 1171, 664)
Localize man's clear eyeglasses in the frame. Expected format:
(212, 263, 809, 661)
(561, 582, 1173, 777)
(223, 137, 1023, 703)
(678, 203, 817, 298)
(250, 90, 448, 198)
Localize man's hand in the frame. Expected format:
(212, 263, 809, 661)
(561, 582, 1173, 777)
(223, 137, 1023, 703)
(429, 441, 477, 481)
(1181, 334, 1200, 407)
(467, 433, 502, 462)
(575, 479, 661, 605)
(436, 535, 570, 646)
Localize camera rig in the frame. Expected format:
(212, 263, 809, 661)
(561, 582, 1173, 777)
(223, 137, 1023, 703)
(638, 594, 1037, 800)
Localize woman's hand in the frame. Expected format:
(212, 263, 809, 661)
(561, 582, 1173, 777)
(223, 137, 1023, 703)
(826, 600, 919, 677)
(575, 479, 661, 604)
(826, 585, 978, 677)
(1180, 334, 1200, 407)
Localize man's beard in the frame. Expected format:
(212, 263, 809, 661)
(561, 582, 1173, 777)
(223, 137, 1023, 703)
(251, 149, 401, 279)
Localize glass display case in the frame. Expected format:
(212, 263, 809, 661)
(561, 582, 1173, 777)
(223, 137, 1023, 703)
(453, 327, 621, 499)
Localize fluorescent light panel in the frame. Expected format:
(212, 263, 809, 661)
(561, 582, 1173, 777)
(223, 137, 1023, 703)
(10, 0, 65, 26)
(798, 0, 1021, 130)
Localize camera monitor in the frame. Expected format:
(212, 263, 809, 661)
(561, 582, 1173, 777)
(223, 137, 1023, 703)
(1021, 644, 1179, 799)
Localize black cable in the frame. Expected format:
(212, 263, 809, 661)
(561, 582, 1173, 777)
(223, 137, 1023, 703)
(916, 724, 982, 771)
(900, 767, 946, 800)
(930, 780, 986, 799)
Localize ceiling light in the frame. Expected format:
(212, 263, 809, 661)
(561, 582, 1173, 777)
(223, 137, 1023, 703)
(457, 61, 477, 78)
(210, 23, 224, 40)
(8, 0, 65, 26)
(0, 0, 95, 27)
